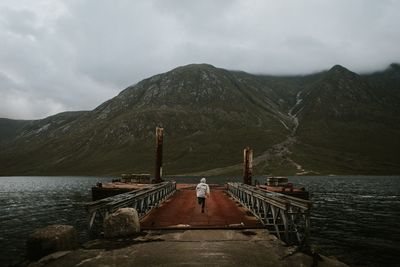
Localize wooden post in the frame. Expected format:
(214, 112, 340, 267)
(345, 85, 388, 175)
(243, 147, 253, 185)
(154, 127, 164, 183)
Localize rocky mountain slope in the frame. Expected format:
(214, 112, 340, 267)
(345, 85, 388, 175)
(292, 65, 400, 174)
(0, 118, 31, 145)
(1, 63, 399, 176)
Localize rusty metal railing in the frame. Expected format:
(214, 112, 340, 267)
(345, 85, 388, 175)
(85, 181, 176, 233)
(226, 182, 311, 245)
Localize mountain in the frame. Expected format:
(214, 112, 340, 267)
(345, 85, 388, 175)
(1, 63, 400, 176)
(292, 65, 400, 174)
(0, 118, 32, 145)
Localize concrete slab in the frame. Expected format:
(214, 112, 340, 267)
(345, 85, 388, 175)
(28, 230, 349, 267)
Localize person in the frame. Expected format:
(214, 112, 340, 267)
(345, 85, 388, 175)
(196, 177, 210, 213)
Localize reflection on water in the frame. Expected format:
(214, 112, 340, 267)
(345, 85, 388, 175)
(0, 176, 399, 266)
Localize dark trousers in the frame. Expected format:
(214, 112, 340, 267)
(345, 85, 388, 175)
(197, 197, 206, 210)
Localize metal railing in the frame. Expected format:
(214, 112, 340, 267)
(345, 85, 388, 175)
(85, 181, 176, 232)
(226, 182, 311, 245)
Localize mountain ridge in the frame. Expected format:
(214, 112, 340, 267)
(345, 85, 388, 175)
(1, 63, 399, 176)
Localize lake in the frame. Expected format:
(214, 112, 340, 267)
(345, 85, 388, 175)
(0, 176, 399, 266)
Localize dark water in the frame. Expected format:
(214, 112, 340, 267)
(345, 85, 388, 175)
(0, 176, 112, 266)
(0, 176, 399, 266)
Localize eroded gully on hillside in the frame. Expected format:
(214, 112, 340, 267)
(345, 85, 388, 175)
(251, 90, 307, 175)
(188, 91, 309, 176)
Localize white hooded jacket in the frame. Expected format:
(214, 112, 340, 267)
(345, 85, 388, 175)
(196, 178, 210, 198)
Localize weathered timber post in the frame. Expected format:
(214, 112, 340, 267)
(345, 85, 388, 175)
(154, 127, 164, 183)
(243, 147, 253, 185)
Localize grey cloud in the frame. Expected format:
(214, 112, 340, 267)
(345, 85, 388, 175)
(0, 71, 65, 119)
(1, 7, 40, 38)
(1, 0, 400, 119)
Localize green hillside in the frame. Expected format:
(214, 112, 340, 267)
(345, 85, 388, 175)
(1, 63, 399, 176)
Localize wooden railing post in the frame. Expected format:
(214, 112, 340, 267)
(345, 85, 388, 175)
(243, 147, 253, 185)
(154, 127, 164, 183)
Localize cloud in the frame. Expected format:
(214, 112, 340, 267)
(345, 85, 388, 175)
(1, 0, 400, 119)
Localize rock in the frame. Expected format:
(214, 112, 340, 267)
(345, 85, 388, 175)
(26, 224, 78, 261)
(103, 208, 140, 238)
(35, 251, 71, 264)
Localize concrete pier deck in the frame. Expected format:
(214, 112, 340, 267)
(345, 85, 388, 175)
(28, 229, 348, 267)
(140, 185, 263, 229)
(26, 184, 349, 267)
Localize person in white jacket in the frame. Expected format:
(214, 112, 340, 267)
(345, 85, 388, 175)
(196, 178, 210, 213)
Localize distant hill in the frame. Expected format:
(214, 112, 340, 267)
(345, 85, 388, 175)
(0, 118, 31, 144)
(1, 63, 399, 176)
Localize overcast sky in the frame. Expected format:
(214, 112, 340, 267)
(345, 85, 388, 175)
(1, 0, 399, 120)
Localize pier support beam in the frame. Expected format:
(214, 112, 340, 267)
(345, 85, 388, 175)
(154, 127, 164, 183)
(243, 147, 253, 185)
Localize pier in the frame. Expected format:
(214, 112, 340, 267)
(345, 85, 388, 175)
(140, 185, 263, 229)
(85, 127, 311, 245)
(86, 181, 311, 245)
(24, 127, 350, 267)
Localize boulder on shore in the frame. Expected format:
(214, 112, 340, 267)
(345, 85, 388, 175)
(103, 208, 140, 238)
(26, 224, 78, 261)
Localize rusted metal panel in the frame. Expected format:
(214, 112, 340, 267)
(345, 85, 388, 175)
(121, 173, 151, 183)
(140, 186, 263, 229)
(91, 182, 154, 200)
